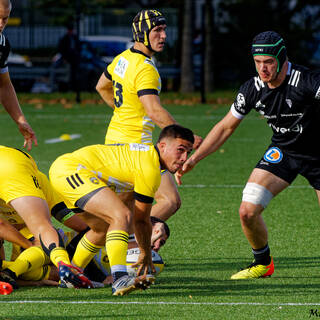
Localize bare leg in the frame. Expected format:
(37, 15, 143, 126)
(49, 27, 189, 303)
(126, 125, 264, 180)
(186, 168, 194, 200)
(239, 168, 289, 249)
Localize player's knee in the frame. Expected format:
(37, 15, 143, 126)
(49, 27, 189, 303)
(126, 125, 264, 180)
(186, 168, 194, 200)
(238, 203, 257, 223)
(111, 207, 132, 227)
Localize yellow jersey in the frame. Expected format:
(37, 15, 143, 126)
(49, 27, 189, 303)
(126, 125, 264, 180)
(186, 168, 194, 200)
(0, 146, 74, 226)
(105, 47, 161, 144)
(49, 143, 162, 208)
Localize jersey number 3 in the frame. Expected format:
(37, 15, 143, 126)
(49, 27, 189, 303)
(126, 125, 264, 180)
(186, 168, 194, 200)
(113, 81, 123, 108)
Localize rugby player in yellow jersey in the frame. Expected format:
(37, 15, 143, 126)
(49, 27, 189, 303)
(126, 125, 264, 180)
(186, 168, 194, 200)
(96, 9, 202, 222)
(49, 124, 194, 296)
(0, 146, 92, 290)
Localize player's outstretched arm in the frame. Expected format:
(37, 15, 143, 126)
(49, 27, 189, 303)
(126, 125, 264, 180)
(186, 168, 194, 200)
(175, 111, 242, 185)
(96, 72, 115, 109)
(132, 200, 156, 275)
(0, 72, 37, 150)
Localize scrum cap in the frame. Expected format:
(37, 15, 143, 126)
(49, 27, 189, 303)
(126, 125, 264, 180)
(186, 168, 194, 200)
(132, 9, 166, 50)
(251, 31, 287, 72)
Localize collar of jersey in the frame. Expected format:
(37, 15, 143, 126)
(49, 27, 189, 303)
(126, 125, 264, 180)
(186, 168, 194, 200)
(130, 47, 151, 59)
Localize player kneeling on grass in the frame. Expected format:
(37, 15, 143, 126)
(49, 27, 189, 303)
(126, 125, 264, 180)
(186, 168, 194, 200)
(49, 124, 193, 296)
(0, 146, 92, 290)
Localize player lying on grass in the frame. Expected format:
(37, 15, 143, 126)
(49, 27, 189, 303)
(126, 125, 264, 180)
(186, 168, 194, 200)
(0, 146, 92, 289)
(49, 124, 193, 295)
(0, 217, 170, 289)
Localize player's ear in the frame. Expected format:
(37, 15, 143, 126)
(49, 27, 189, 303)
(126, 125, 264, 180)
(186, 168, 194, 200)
(157, 140, 166, 152)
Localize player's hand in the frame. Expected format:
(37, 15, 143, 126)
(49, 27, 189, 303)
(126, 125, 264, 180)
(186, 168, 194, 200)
(193, 134, 203, 149)
(18, 121, 38, 151)
(151, 222, 165, 246)
(131, 250, 156, 276)
(175, 157, 197, 185)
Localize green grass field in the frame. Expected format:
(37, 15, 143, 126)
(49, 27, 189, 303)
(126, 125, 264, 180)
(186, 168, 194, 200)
(0, 92, 319, 319)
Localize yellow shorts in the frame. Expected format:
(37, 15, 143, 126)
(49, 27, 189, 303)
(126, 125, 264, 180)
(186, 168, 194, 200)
(0, 146, 46, 204)
(49, 154, 107, 209)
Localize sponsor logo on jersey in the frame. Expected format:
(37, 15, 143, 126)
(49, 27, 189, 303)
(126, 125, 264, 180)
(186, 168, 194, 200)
(114, 57, 129, 78)
(263, 147, 283, 163)
(268, 123, 303, 134)
(129, 143, 150, 151)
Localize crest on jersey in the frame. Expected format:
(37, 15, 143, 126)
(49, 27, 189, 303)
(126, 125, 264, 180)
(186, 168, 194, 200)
(263, 147, 283, 163)
(89, 177, 100, 184)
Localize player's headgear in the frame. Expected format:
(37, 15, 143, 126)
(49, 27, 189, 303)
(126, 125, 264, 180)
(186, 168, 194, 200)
(132, 9, 166, 51)
(251, 31, 287, 73)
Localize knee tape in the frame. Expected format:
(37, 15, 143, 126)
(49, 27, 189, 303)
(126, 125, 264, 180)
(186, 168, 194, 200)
(242, 182, 273, 208)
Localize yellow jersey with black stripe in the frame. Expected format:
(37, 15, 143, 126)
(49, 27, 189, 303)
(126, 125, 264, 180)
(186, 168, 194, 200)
(104, 47, 161, 144)
(49, 143, 162, 208)
(0, 146, 74, 226)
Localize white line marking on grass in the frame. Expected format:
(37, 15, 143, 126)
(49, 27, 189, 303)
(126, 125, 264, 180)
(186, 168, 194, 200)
(179, 184, 312, 189)
(1, 301, 320, 306)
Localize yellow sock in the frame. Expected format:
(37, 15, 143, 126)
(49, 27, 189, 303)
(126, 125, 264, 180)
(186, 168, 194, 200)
(21, 265, 51, 281)
(50, 247, 71, 267)
(105, 230, 128, 268)
(2, 261, 14, 269)
(7, 247, 48, 277)
(72, 234, 103, 269)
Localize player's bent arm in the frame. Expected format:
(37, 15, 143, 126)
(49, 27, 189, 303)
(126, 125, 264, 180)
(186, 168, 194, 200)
(0, 72, 37, 150)
(96, 72, 115, 109)
(139, 94, 177, 128)
(132, 200, 155, 274)
(0, 218, 32, 250)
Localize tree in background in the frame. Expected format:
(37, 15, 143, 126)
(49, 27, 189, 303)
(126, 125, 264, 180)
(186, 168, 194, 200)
(180, 0, 195, 93)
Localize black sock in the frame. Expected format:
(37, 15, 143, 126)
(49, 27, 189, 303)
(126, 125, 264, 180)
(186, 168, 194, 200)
(252, 244, 271, 265)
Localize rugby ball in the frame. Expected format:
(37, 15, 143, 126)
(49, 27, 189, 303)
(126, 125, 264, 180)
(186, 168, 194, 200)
(126, 248, 164, 276)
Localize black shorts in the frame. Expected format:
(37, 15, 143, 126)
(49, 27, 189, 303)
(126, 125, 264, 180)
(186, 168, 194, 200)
(255, 145, 320, 190)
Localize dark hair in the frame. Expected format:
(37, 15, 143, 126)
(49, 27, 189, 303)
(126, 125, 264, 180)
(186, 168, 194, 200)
(150, 216, 170, 238)
(157, 124, 194, 145)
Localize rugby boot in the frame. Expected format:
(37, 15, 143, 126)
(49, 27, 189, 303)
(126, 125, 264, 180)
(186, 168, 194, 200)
(0, 269, 18, 289)
(231, 256, 274, 279)
(58, 262, 92, 288)
(112, 274, 155, 296)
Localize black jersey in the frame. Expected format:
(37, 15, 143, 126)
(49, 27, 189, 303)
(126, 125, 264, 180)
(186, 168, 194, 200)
(0, 33, 10, 69)
(231, 62, 320, 160)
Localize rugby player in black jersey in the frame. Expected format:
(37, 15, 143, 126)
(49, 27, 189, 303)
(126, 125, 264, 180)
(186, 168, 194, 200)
(0, 0, 37, 150)
(176, 31, 320, 279)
